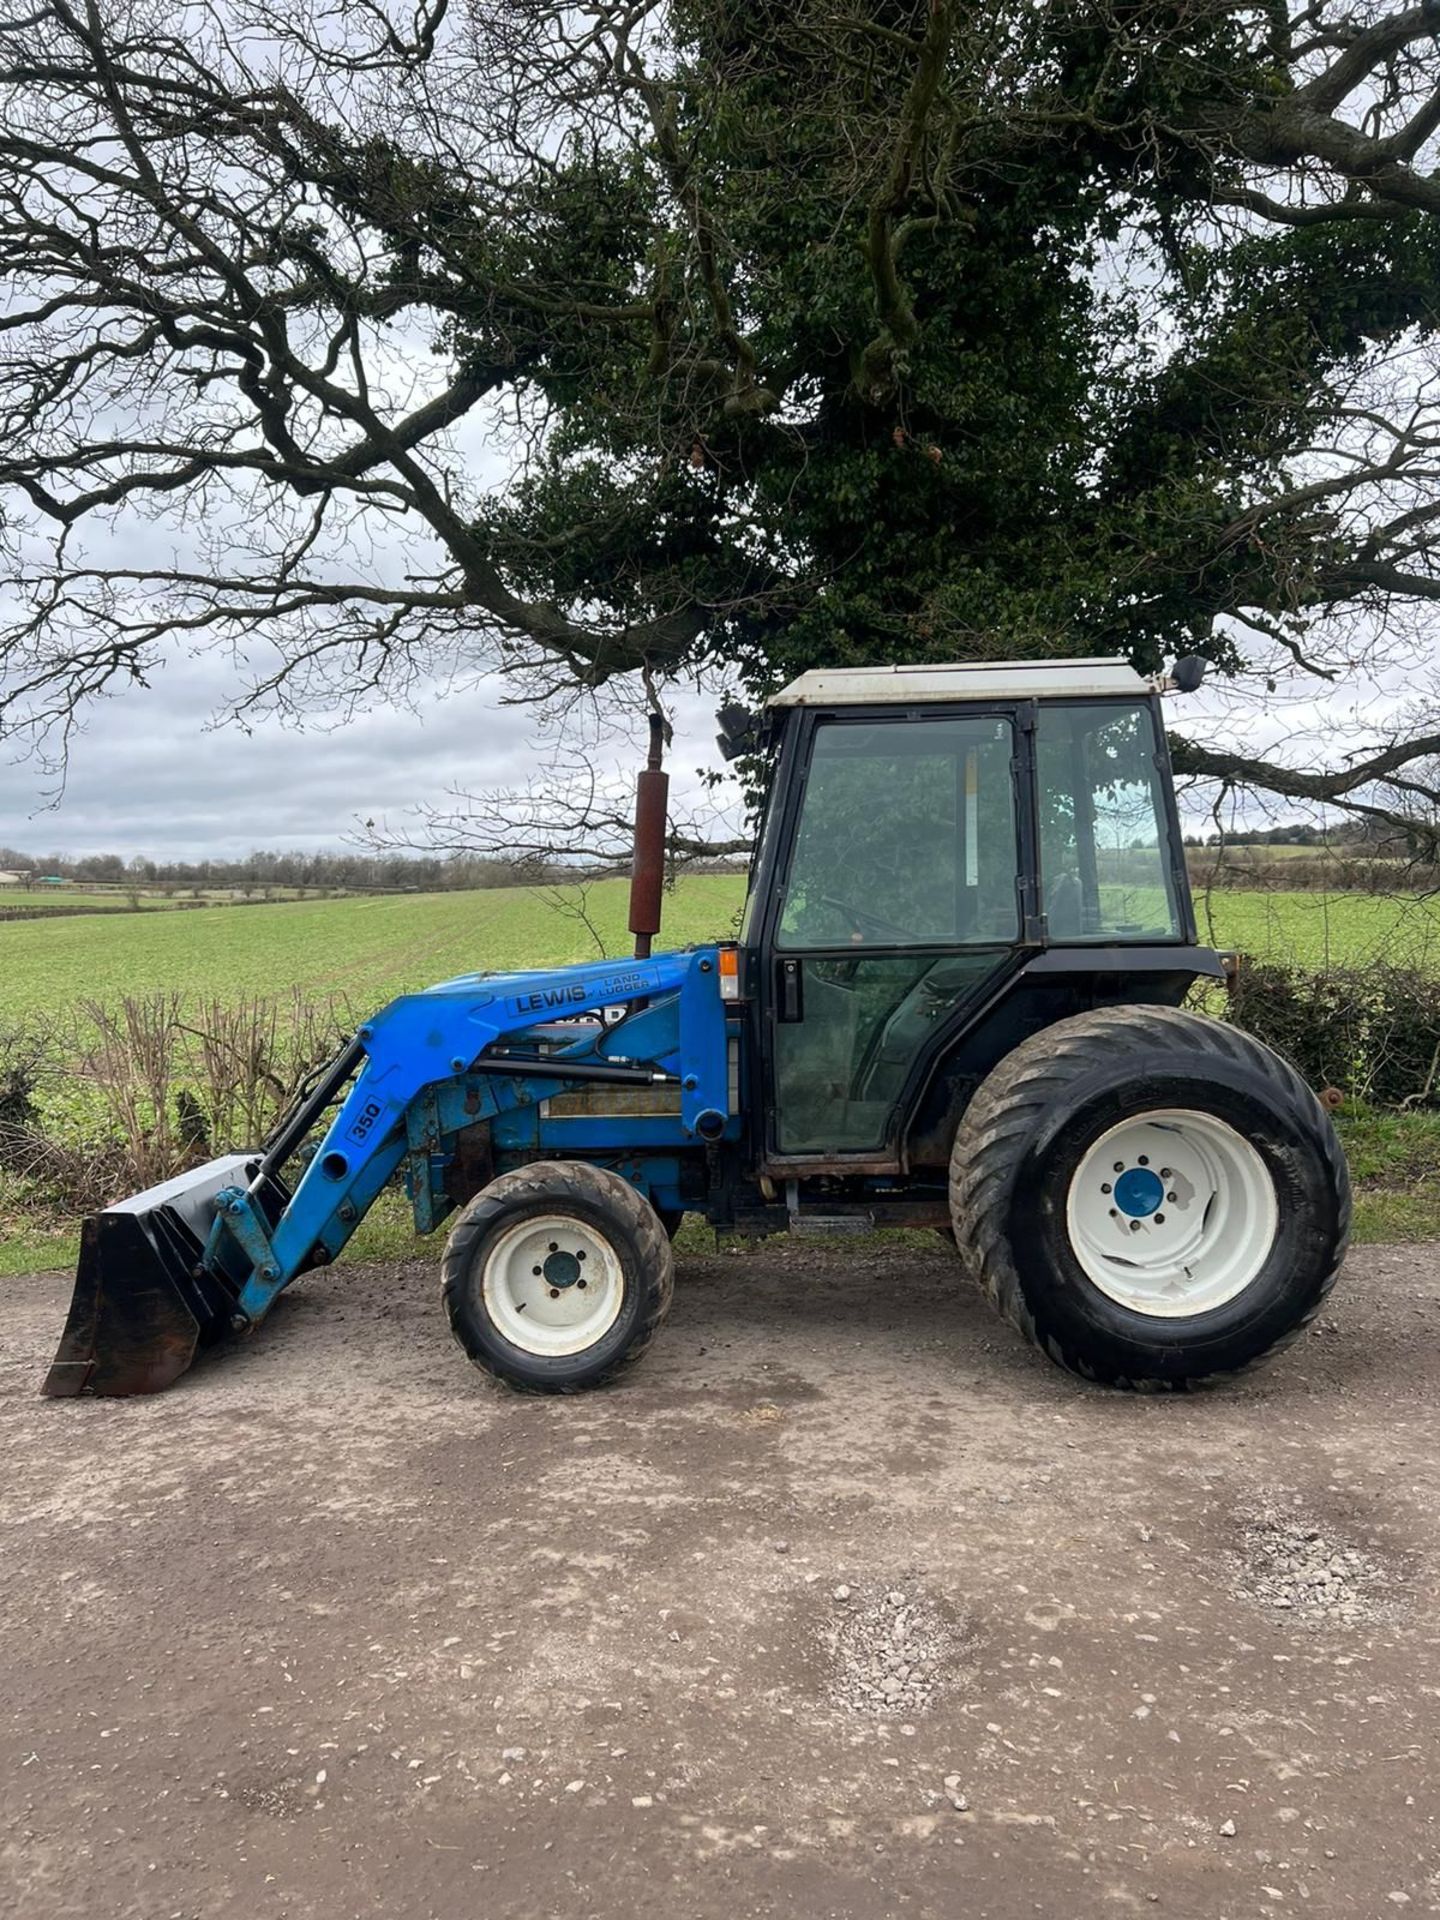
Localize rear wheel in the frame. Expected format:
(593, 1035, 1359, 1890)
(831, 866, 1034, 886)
(441, 1162, 674, 1393)
(949, 1007, 1349, 1389)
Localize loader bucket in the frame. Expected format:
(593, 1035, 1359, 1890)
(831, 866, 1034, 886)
(41, 1154, 258, 1398)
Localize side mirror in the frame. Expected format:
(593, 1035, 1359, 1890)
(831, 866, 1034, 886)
(1169, 655, 1205, 694)
(716, 703, 760, 761)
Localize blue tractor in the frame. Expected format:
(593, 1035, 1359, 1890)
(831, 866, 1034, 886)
(43, 657, 1349, 1400)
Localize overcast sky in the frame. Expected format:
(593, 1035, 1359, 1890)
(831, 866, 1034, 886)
(0, 639, 1396, 863)
(0, 384, 1408, 864)
(0, 262, 1415, 865)
(0, 648, 738, 863)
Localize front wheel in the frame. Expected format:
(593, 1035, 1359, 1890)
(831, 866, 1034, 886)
(949, 1007, 1350, 1389)
(441, 1162, 674, 1393)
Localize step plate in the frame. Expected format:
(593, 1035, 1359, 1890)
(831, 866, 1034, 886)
(787, 1213, 876, 1239)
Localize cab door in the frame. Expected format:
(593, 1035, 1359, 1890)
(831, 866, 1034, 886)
(757, 707, 1029, 1164)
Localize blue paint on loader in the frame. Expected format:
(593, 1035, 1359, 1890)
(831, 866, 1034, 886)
(43, 947, 731, 1394)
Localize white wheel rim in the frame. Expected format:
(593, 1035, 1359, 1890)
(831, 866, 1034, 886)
(481, 1212, 626, 1356)
(1064, 1109, 1279, 1318)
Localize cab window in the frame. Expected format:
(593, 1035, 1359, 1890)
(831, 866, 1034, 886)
(1035, 702, 1180, 940)
(776, 715, 1018, 950)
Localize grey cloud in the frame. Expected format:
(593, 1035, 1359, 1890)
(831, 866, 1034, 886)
(0, 650, 741, 863)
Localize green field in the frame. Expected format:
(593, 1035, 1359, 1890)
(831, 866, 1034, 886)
(1190, 887, 1440, 972)
(0, 874, 747, 1019)
(2, 874, 1438, 1268)
(0, 885, 360, 914)
(0, 890, 174, 913)
(0, 874, 1436, 1019)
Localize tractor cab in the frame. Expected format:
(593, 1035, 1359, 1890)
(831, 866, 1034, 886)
(731, 659, 1204, 1168)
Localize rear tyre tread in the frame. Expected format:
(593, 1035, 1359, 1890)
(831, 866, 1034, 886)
(950, 1007, 1349, 1390)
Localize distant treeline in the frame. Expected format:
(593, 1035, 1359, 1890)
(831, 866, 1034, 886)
(0, 846, 546, 891)
(1181, 823, 1396, 851)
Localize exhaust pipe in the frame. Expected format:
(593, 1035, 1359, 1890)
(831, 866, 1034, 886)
(629, 712, 669, 961)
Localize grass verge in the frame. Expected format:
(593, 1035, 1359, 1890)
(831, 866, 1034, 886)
(4, 1105, 1435, 1284)
(1334, 1106, 1440, 1242)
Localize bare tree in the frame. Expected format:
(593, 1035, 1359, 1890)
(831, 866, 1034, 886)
(2, 3, 1440, 844)
(366, 762, 752, 874)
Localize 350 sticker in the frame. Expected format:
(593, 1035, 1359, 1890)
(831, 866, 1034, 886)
(347, 1098, 385, 1145)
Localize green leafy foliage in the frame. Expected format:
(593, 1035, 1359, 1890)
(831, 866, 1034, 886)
(1224, 960, 1440, 1109)
(442, 3, 1440, 699)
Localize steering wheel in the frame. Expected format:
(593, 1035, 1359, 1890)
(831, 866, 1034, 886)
(818, 894, 915, 944)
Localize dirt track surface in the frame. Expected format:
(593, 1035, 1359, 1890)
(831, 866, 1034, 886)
(4, 1239, 1440, 1919)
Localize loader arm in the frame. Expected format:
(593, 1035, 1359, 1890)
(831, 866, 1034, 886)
(42, 947, 731, 1396)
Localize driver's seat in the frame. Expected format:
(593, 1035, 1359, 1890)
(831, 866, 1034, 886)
(854, 955, 995, 1103)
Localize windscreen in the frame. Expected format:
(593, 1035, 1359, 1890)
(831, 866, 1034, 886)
(776, 715, 1018, 949)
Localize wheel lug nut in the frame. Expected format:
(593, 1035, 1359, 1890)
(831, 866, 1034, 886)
(577, 1278, 587, 1290)
(1101, 1182, 1112, 1195)
(1113, 1161, 1124, 1173)
(548, 1242, 558, 1252)
(1129, 1220, 1141, 1233)
(532, 1265, 542, 1276)
(576, 1250, 586, 1261)
(1155, 1212, 1166, 1225)
(1167, 1191, 1177, 1203)
(1160, 1167, 1172, 1178)
(549, 1287, 560, 1298)
(1108, 1208, 1118, 1218)
(1138, 1155, 1150, 1166)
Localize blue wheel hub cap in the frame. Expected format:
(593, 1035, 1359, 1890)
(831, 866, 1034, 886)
(1113, 1167, 1165, 1218)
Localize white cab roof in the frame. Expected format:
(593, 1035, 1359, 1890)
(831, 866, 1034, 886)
(767, 656, 1152, 707)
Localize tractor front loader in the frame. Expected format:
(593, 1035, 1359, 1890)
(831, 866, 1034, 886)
(43, 657, 1350, 1400)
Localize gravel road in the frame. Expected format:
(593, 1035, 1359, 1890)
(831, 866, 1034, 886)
(3, 1236, 1439, 1918)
